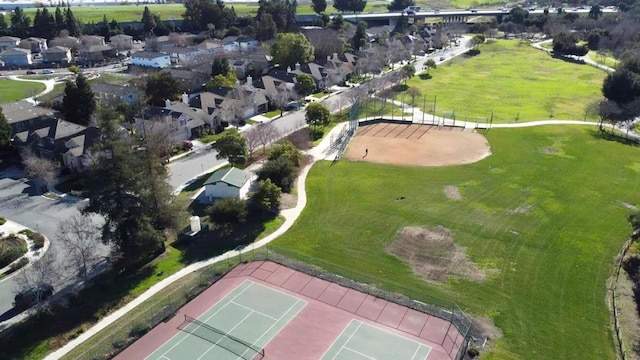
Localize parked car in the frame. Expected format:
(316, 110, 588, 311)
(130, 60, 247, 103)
(14, 284, 54, 309)
(41, 69, 53, 74)
(286, 102, 304, 111)
(26, 70, 37, 75)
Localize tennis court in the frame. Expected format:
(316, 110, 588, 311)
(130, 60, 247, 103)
(144, 280, 307, 360)
(322, 320, 432, 360)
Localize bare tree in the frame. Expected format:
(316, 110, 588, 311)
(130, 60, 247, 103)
(346, 86, 367, 107)
(271, 84, 295, 117)
(244, 125, 262, 159)
(256, 122, 280, 153)
(57, 214, 103, 281)
(21, 150, 57, 194)
(15, 246, 61, 309)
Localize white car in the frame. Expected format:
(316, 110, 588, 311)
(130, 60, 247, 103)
(41, 69, 54, 74)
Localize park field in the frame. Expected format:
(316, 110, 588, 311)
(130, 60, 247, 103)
(404, 40, 607, 123)
(0, 79, 45, 103)
(271, 125, 640, 359)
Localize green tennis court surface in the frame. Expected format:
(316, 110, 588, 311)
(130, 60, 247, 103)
(321, 320, 432, 360)
(145, 280, 306, 360)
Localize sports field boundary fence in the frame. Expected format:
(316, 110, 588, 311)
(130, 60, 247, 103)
(610, 231, 637, 360)
(62, 245, 472, 360)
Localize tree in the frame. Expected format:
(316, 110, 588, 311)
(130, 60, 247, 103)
(208, 198, 247, 224)
(271, 33, 315, 69)
(424, 58, 436, 73)
(64, 6, 80, 37)
(268, 141, 302, 167)
(245, 122, 279, 156)
(271, 84, 295, 116)
(61, 73, 96, 126)
(305, 102, 331, 130)
(33, 7, 56, 39)
(54, 6, 64, 29)
(15, 246, 60, 309)
(0, 109, 11, 149)
(312, 0, 327, 14)
(333, 0, 366, 13)
(256, 0, 297, 32)
(211, 56, 230, 77)
(296, 73, 316, 96)
(470, 34, 485, 49)
(602, 69, 639, 105)
(258, 157, 296, 192)
(352, 21, 368, 51)
(0, 13, 8, 34)
(552, 32, 588, 57)
(82, 108, 173, 270)
(21, 150, 56, 194)
(387, 0, 414, 11)
(401, 64, 415, 84)
(588, 5, 602, 20)
(145, 72, 184, 106)
(57, 214, 103, 281)
(250, 179, 282, 213)
(10, 7, 31, 38)
(206, 71, 238, 88)
(255, 13, 277, 41)
(214, 131, 248, 166)
(141, 6, 157, 34)
(183, 0, 236, 31)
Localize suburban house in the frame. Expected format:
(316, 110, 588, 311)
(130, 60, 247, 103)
(0, 47, 32, 66)
(0, 36, 20, 51)
(92, 83, 142, 107)
(235, 36, 260, 52)
(163, 68, 208, 92)
(164, 46, 200, 65)
(292, 62, 327, 90)
(189, 84, 269, 125)
(19, 37, 48, 54)
(80, 35, 106, 47)
(78, 44, 116, 64)
(42, 46, 72, 64)
(316, 53, 357, 87)
(130, 51, 171, 68)
(110, 34, 133, 51)
(145, 33, 198, 51)
(195, 39, 224, 56)
(203, 167, 253, 201)
(3, 101, 99, 172)
(253, 70, 297, 98)
(49, 31, 80, 51)
(134, 101, 207, 143)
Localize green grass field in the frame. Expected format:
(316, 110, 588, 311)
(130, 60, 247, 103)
(404, 40, 606, 123)
(0, 79, 45, 103)
(271, 125, 640, 359)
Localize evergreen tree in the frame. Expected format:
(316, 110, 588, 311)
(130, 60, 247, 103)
(0, 13, 7, 35)
(99, 15, 110, 39)
(10, 7, 31, 38)
(270, 32, 315, 68)
(64, 6, 80, 36)
(61, 73, 96, 126)
(33, 7, 56, 39)
(255, 13, 277, 41)
(311, 0, 327, 14)
(211, 56, 230, 77)
(55, 6, 64, 29)
(352, 21, 367, 50)
(0, 108, 11, 149)
(141, 6, 157, 34)
(145, 72, 184, 106)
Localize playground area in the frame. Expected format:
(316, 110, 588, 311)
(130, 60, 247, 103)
(344, 122, 491, 167)
(116, 261, 464, 360)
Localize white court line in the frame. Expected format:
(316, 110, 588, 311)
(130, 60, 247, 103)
(319, 320, 358, 360)
(148, 280, 255, 360)
(332, 321, 363, 360)
(409, 344, 422, 360)
(343, 346, 376, 360)
(229, 300, 279, 321)
(196, 311, 254, 360)
(236, 298, 307, 359)
(357, 321, 433, 352)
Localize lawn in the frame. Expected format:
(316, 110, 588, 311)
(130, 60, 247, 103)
(271, 125, 640, 359)
(587, 50, 619, 69)
(403, 40, 607, 123)
(0, 79, 45, 103)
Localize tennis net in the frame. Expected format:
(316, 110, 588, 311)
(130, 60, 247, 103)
(179, 314, 265, 359)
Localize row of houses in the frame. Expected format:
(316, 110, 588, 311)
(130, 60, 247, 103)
(0, 32, 132, 66)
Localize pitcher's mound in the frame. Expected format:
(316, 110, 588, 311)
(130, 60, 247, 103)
(345, 123, 491, 166)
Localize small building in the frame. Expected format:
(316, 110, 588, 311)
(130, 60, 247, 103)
(130, 51, 171, 68)
(110, 34, 133, 51)
(19, 37, 48, 54)
(0, 36, 20, 51)
(42, 46, 72, 64)
(0, 47, 32, 66)
(164, 46, 200, 65)
(204, 167, 253, 201)
(49, 31, 80, 51)
(80, 35, 106, 47)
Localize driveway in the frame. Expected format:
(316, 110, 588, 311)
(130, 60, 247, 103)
(0, 167, 106, 325)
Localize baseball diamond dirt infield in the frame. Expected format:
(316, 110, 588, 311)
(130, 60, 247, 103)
(345, 123, 491, 167)
(117, 261, 463, 360)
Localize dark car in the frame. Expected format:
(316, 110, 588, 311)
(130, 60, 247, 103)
(14, 284, 54, 309)
(26, 70, 37, 75)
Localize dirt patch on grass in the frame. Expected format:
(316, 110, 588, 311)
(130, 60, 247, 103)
(444, 185, 462, 201)
(467, 315, 504, 357)
(622, 202, 638, 211)
(541, 147, 558, 154)
(508, 204, 533, 214)
(385, 226, 490, 282)
(279, 193, 297, 210)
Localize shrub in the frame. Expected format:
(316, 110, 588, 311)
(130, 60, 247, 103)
(0, 218, 6, 225)
(129, 323, 151, 338)
(207, 198, 248, 224)
(19, 229, 45, 249)
(258, 157, 297, 193)
(6, 257, 28, 275)
(0, 235, 28, 268)
(268, 141, 302, 167)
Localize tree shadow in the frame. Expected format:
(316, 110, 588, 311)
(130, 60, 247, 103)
(418, 73, 433, 80)
(174, 211, 277, 265)
(587, 129, 640, 147)
(464, 49, 481, 57)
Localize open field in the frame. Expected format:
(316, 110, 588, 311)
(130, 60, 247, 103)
(271, 125, 640, 359)
(0, 79, 45, 103)
(403, 40, 606, 123)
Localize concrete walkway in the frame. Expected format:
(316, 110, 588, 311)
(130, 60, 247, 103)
(8, 76, 56, 100)
(531, 39, 615, 73)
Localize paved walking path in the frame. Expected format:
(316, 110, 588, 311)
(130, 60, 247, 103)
(8, 76, 56, 100)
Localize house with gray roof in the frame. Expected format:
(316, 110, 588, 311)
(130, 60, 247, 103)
(130, 51, 171, 68)
(19, 37, 48, 54)
(92, 83, 142, 107)
(204, 167, 253, 201)
(42, 46, 72, 64)
(49, 31, 80, 51)
(134, 100, 207, 143)
(0, 36, 20, 51)
(0, 47, 32, 66)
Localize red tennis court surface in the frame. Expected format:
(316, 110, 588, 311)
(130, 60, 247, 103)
(117, 261, 464, 360)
